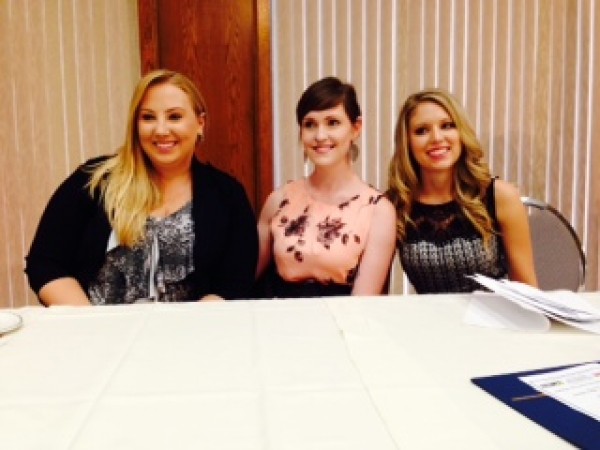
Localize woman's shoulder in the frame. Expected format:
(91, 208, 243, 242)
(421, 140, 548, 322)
(359, 182, 393, 208)
(492, 178, 525, 223)
(193, 159, 236, 181)
(365, 185, 396, 222)
(262, 180, 300, 211)
(275, 179, 303, 193)
(79, 154, 113, 171)
(192, 159, 247, 194)
(493, 178, 522, 204)
(54, 155, 113, 192)
(267, 179, 304, 202)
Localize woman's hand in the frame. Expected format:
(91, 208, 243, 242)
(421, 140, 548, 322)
(199, 294, 224, 302)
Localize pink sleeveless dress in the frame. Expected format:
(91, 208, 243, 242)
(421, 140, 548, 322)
(270, 179, 385, 290)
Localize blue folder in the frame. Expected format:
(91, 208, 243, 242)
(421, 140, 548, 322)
(471, 361, 600, 450)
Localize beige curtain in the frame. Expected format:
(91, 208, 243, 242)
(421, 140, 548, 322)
(2, 0, 598, 306)
(272, 0, 599, 293)
(0, 0, 140, 307)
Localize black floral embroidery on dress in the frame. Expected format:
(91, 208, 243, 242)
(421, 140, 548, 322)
(346, 265, 358, 284)
(282, 206, 309, 236)
(317, 216, 346, 249)
(277, 190, 368, 265)
(339, 194, 360, 210)
(369, 194, 384, 205)
(340, 233, 359, 245)
(279, 205, 310, 262)
(272, 196, 290, 222)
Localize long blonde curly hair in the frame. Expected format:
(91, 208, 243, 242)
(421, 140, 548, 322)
(87, 69, 208, 247)
(387, 88, 495, 246)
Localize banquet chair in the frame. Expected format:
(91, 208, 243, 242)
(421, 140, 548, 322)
(521, 197, 586, 291)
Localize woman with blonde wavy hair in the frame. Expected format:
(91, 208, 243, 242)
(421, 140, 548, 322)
(26, 69, 258, 305)
(387, 88, 537, 293)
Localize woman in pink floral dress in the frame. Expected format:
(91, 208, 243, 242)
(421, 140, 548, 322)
(256, 77, 396, 298)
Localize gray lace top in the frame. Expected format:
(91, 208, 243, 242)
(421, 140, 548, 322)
(398, 180, 508, 293)
(88, 202, 195, 304)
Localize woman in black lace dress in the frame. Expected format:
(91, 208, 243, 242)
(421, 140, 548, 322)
(387, 88, 537, 293)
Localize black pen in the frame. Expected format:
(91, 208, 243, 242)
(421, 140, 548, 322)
(511, 393, 547, 402)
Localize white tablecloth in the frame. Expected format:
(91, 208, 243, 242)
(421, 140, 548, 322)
(0, 293, 598, 449)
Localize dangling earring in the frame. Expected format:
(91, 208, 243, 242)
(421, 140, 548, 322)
(197, 132, 204, 142)
(350, 141, 359, 161)
(302, 146, 313, 176)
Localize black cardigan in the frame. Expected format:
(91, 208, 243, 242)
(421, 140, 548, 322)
(25, 156, 258, 303)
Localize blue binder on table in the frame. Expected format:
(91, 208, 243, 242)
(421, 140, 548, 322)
(471, 361, 600, 450)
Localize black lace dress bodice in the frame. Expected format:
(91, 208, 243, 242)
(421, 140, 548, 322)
(398, 181, 507, 293)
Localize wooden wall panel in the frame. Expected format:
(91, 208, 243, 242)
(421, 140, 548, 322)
(137, 0, 273, 211)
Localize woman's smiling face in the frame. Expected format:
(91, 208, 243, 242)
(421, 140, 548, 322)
(137, 82, 204, 172)
(408, 101, 462, 175)
(300, 103, 361, 167)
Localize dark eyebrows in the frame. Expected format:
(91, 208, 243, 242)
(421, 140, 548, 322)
(409, 121, 427, 130)
(410, 116, 453, 129)
(166, 107, 186, 114)
(140, 106, 186, 112)
(303, 113, 345, 123)
(138, 106, 186, 114)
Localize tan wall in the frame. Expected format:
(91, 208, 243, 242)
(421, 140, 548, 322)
(2, 1, 598, 306)
(272, 0, 599, 293)
(0, 0, 141, 307)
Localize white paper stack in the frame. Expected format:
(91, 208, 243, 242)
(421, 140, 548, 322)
(467, 274, 600, 334)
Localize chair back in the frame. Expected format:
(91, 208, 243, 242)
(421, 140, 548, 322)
(521, 197, 585, 291)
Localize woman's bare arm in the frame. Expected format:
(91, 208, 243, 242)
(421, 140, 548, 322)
(255, 189, 283, 280)
(38, 277, 92, 306)
(494, 179, 538, 287)
(351, 196, 397, 296)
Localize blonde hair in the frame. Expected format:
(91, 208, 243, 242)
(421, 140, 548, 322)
(387, 88, 495, 246)
(88, 69, 208, 247)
